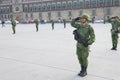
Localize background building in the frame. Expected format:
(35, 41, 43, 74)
(0, 0, 120, 21)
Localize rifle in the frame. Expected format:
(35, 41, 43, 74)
(73, 29, 88, 47)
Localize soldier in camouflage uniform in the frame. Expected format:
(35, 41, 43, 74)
(34, 19, 39, 32)
(63, 19, 66, 28)
(71, 14, 95, 77)
(91, 17, 95, 24)
(108, 16, 120, 50)
(11, 19, 16, 34)
(51, 20, 54, 30)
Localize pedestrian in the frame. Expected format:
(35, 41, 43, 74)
(108, 16, 120, 50)
(63, 19, 66, 28)
(71, 14, 95, 77)
(34, 19, 39, 32)
(11, 19, 16, 34)
(51, 20, 54, 30)
(2, 20, 5, 28)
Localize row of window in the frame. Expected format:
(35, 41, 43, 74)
(0, 14, 13, 19)
(23, 0, 120, 12)
(0, 7, 11, 14)
(25, 9, 111, 19)
(0, 0, 12, 4)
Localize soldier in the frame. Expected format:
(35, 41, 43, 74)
(63, 19, 66, 28)
(34, 19, 39, 32)
(108, 16, 120, 50)
(11, 19, 16, 34)
(2, 20, 5, 28)
(71, 14, 95, 77)
(91, 17, 95, 24)
(51, 20, 54, 30)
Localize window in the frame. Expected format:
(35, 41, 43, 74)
(91, 0, 97, 7)
(4, 15, 6, 18)
(42, 4, 46, 11)
(62, 2, 66, 9)
(8, 15, 10, 18)
(48, 12, 51, 17)
(6, 7, 10, 13)
(51, 3, 56, 10)
(114, 0, 119, 6)
(39, 13, 42, 17)
(10, 15, 13, 19)
(23, 5, 28, 12)
(57, 11, 61, 17)
(105, 0, 111, 6)
(16, 7, 19, 11)
(30, 13, 33, 19)
(85, 1, 90, 8)
(67, 1, 72, 9)
(38, 4, 41, 11)
(1, 15, 3, 18)
(0, 8, 1, 13)
(47, 3, 51, 10)
(57, 3, 61, 9)
(92, 10, 96, 16)
(68, 11, 72, 16)
(73, 1, 78, 8)
(79, 1, 83, 8)
(106, 8, 111, 15)
(29, 4, 33, 12)
(25, 14, 28, 18)
(2, 7, 5, 13)
(98, 0, 104, 7)
(33, 4, 37, 11)
(79, 10, 83, 16)
(36, 4, 39, 11)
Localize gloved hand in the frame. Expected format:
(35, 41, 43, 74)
(115, 30, 119, 33)
(83, 42, 88, 47)
(111, 17, 115, 19)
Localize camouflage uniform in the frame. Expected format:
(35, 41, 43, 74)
(11, 20, 16, 34)
(63, 19, 66, 28)
(51, 20, 54, 30)
(108, 16, 120, 50)
(34, 19, 39, 32)
(71, 14, 95, 77)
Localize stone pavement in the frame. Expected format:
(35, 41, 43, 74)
(0, 23, 120, 80)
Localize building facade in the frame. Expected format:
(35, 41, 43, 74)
(0, 0, 120, 21)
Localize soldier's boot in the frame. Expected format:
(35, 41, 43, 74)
(78, 66, 84, 76)
(111, 44, 117, 50)
(111, 47, 116, 50)
(80, 66, 87, 77)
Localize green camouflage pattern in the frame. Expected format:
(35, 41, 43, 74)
(108, 17, 120, 49)
(71, 19, 95, 67)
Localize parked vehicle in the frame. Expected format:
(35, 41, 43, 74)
(5, 20, 11, 24)
(28, 19, 34, 23)
(94, 19, 104, 23)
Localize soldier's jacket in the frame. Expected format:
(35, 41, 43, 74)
(108, 18, 120, 33)
(71, 19, 95, 48)
(34, 20, 39, 25)
(11, 20, 16, 27)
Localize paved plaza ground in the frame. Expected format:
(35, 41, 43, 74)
(0, 23, 120, 80)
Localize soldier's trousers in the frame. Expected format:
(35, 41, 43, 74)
(111, 32, 118, 48)
(52, 25, 54, 30)
(12, 26, 16, 34)
(36, 25, 38, 31)
(76, 46, 89, 67)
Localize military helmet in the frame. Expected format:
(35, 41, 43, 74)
(80, 14, 90, 21)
